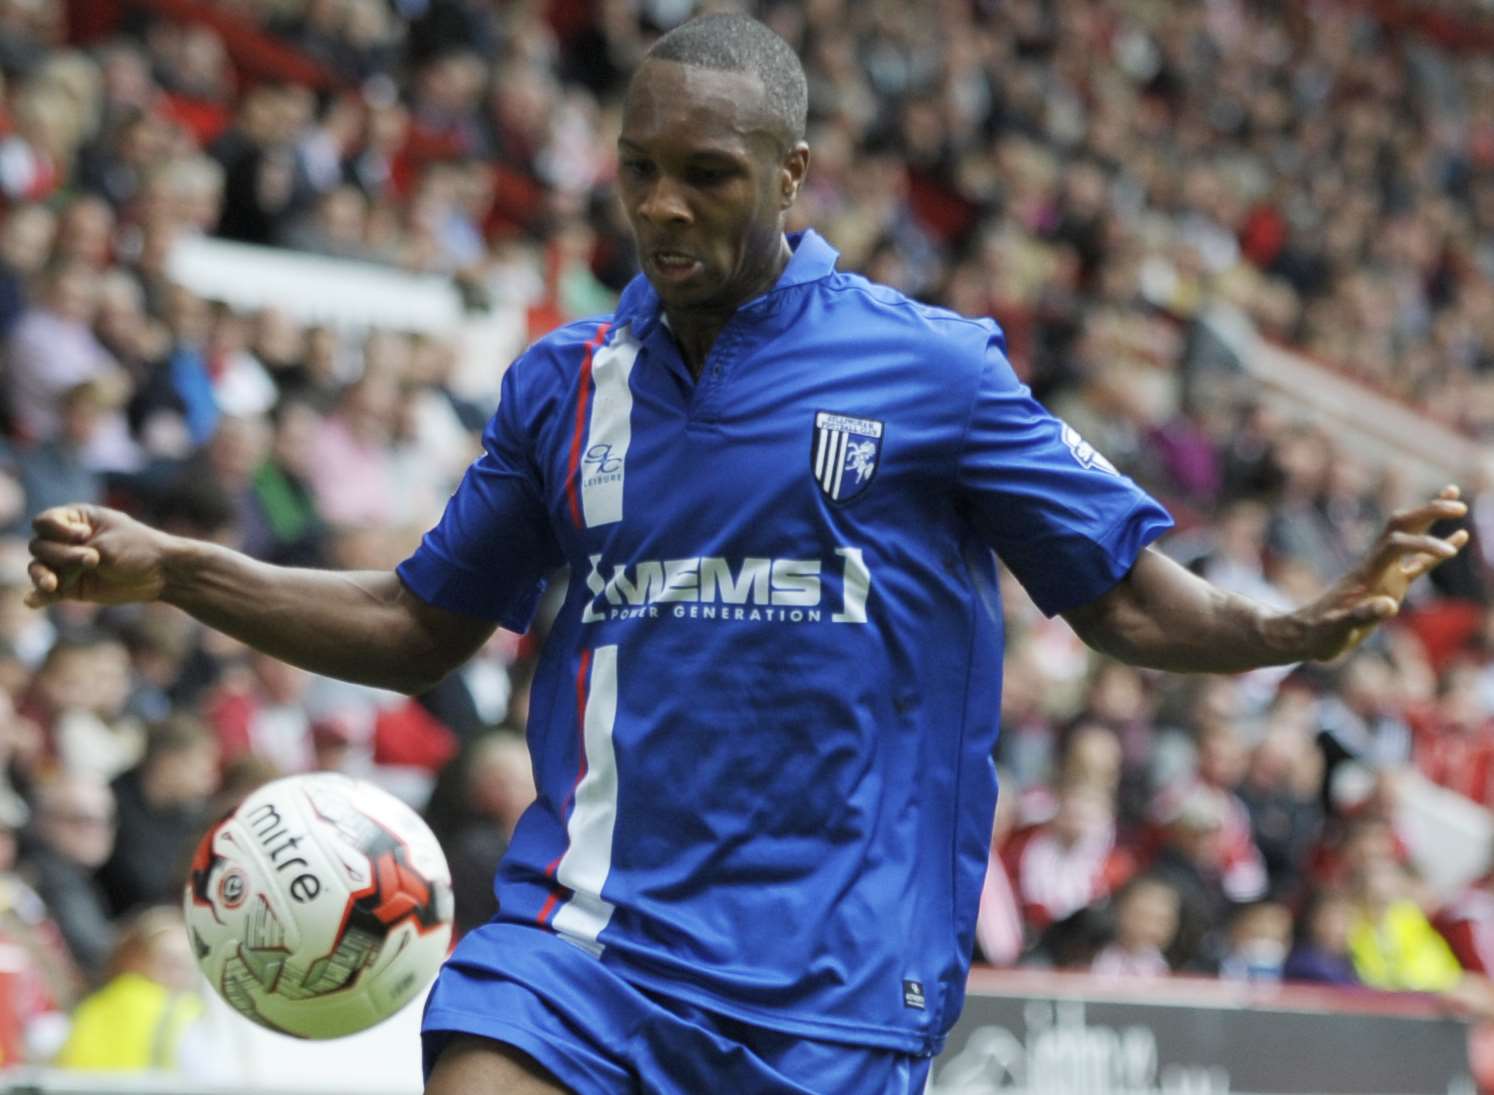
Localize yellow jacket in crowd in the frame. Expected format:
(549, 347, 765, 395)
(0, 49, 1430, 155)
(1348, 898, 1462, 993)
(54, 972, 203, 1071)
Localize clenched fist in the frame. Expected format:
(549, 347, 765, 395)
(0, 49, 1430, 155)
(27, 505, 172, 608)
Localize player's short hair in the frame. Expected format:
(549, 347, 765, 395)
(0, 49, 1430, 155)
(643, 13, 808, 149)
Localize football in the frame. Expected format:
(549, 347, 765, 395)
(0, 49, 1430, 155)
(183, 772, 454, 1038)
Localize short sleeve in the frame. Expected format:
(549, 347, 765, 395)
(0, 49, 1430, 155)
(956, 339, 1174, 617)
(396, 365, 562, 631)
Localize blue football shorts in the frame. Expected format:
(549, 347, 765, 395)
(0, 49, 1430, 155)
(422, 921, 933, 1094)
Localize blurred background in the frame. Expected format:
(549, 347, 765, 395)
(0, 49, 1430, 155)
(0, 0, 1489, 1091)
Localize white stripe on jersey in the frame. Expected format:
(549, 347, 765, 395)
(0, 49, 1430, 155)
(816, 427, 839, 495)
(830, 430, 849, 499)
(581, 328, 641, 528)
(552, 644, 621, 953)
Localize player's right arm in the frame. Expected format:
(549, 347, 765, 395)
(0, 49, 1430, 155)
(26, 342, 570, 695)
(26, 504, 495, 695)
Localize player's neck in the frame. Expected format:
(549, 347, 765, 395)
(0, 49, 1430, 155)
(666, 310, 732, 379)
(665, 237, 793, 379)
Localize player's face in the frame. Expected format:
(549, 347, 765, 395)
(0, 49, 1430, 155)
(618, 61, 807, 315)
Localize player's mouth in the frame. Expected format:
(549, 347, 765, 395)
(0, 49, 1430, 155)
(649, 250, 702, 283)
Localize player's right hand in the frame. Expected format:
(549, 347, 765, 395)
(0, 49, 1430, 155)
(27, 504, 169, 608)
(1291, 485, 1469, 661)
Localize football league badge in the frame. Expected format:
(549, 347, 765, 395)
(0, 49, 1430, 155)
(813, 411, 883, 503)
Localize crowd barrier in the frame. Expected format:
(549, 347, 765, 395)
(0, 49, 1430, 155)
(1198, 302, 1483, 490)
(163, 235, 527, 408)
(931, 968, 1476, 1095)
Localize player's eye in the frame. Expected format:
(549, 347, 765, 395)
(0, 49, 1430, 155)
(687, 166, 731, 186)
(621, 158, 654, 180)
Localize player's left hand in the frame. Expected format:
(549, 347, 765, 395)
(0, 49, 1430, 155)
(1291, 485, 1469, 662)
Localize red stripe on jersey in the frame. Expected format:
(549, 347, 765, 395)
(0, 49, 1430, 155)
(536, 883, 568, 925)
(565, 324, 611, 528)
(535, 647, 594, 924)
(572, 647, 593, 789)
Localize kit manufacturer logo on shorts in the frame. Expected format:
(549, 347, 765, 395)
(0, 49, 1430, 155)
(813, 411, 883, 503)
(903, 978, 926, 1010)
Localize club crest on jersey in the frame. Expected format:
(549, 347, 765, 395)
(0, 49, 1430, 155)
(812, 411, 883, 504)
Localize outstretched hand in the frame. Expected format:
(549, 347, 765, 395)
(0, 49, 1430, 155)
(1294, 486, 1470, 662)
(26, 505, 170, 608)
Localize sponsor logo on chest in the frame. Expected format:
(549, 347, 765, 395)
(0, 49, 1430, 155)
(580, 549, 872, 626)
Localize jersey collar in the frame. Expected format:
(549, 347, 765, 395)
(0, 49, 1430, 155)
(615, 229, 839, 342)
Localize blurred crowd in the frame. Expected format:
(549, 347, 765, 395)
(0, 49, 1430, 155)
(0, 0, 1484, 1075)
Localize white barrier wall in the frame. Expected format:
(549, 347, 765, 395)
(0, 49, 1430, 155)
(1199, 302, 1486, 490)
(164, 235, 529, 408)
(932, 969, 1475, 1095)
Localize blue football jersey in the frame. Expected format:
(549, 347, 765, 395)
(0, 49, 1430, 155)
(398, 230, 1173, 1055)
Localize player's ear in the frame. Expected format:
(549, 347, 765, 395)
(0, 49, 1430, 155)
(779, 142, 810, 210)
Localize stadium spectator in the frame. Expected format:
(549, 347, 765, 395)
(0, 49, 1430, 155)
(241, 396, 328, 567)
(76, 106, 173, 215)
(3, 261, 129, 453)
(305, 366, 401, 528)
(1147, 784, 1237, 971)
(53, 906, 202, 1071)
(200, 306, 278, 419)
(117, 610, 195, 724)
(974, 771, 1023, 967)
(18, 773, 117, 982)
(155, 25, 234, 149)
(425, 730, 536, 937)
(1316, 651, 1415, 808)
(1435, 866, 1494, 977)
(0, 793, 74, 1058)
(1217, 900, 1293, 982)
(53, 195, 114, 272)
(991, 641, 1060, 792)
(199, 414, 274, 545)
(0, 79, 80, 205)
(20, 632, 142, 784)
(1347, 854, 1462, 993)
(1412, 662, 1494, 808)
(97, 715, 219, 917)
(1237, 721, 1325, 902)
(61, 633, 138, 786)
(281, 182, 376, 261)
(1089, 875, 1181, 979)
(14, 380, 109, 524)
(206, 651, 314, 773)
(1003, 779, 1134, 934)
(1283, 889, 1360, 987)
(1075, 662, 1156, 825)
(129, 285, 219, 457)
(0, 203, 56, 340)
(1151, 716, 1269, 904)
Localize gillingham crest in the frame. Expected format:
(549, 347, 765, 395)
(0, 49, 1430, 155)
(812, 411, 883, 503)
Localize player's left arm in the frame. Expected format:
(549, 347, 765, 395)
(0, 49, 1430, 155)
(1062, 487, 1470, 672)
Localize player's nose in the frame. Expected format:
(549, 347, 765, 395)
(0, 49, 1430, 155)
(637, 175, 692, 226)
